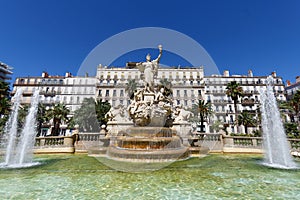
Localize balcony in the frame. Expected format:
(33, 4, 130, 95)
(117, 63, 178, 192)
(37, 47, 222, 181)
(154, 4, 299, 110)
(40, 91, 59, 97)
(241, 99, 255, 106)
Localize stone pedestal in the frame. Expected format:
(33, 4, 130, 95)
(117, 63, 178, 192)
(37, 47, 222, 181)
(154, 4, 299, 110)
(106, 121, 134, 136)
(172, 122, 193, 146)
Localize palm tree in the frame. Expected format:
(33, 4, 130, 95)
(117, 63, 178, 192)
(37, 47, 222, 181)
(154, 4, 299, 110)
(290, 90, 300, 121)
(192, 100, 212, 132)
(0, 97, 11, 116)
(74, 98, 99, 132)
(158, 78, 173, 97)
(238, 111, 257, 134)
(0, 80, 10, 98)
(36, 103, 48, 136)
(0, 97, 11, 133)
(226, 81, 243, 126)
(74, 98, 111, 132)
(0, 80, 11, 127)
(125, 79, 137, 99)
(17, 105, 29, 132)
(95, 99, 111, 126)
(211, 120, 223, 133)
(46, 103, 70, 136)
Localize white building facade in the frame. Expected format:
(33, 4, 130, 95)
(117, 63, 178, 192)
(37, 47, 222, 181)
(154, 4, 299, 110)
(285, 76, 300, 100)
(0, 61, 13, 82)
(12, 72, 96, 113)
(12, 67, 287, 134)
(96, 65, 205, 108)
(205, 70, 285, 134)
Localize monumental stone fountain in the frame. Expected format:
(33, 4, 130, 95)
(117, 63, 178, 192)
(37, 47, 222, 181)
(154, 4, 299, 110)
(103, 45, 189, 162)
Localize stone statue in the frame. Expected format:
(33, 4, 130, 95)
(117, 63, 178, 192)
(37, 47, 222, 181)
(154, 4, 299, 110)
(173, 106, 194, 123)
(136, 45, 162, 92)
(106, 105, 129, 122)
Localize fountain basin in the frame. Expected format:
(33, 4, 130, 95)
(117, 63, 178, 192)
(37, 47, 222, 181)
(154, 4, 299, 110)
(1, 154, 299, 199)
(106, 146, 189, 162)
(105, 127, 189, 162)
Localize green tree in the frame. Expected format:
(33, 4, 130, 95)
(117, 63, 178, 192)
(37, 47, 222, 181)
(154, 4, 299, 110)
(125, 79, 137, 99)
(211, 120, 223, 133)
(74, 98, 111, 132)
(290, 90, 300, 121)
(226, 81, 243, 126)
(238, 111, 257, 134)
(0, 80, 11, 132)
(36, 103, 48, 136)
(0, 80, 10, 98)
(46, 103, 70, 136)
(284, 122, 300, 138)
(192, 100, 212, 132)
(95, 99, 111, 126)
(17, 105, 29, 132)
(0, 97, 11, 116)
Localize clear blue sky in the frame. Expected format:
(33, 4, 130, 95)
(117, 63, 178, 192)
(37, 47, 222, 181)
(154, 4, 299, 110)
(1, 0, 300, 85)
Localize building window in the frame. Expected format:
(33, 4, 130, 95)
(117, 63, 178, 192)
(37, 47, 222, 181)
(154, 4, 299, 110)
(184, 90, 187, 97)
(120, 100, 124, 105)
(177, 90, 180, 97)
(229, 105, 232, 112)
(98, 90, 102, 96)
(191, 90, 194, 98)
(198, 90, 201, 96)
(77, 97, 80, 104)
(105, 90, 109, 97)
(177, 100, 180, 105)
(112, 100, 116, 107)
(230, 115, 234, 124)
(231, 126, 234, 133)
(113, 90, 117, 97)
(184, 100, 187, 106)
(207, 96, 211, 103)
(120, 90, 124, 97)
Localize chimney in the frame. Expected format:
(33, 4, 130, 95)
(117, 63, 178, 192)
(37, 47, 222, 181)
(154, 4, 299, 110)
(223, 70, 229, 77)
(286, 80, 291, 86)
(271, 71, 277, 77)
(296, 76, 300, 83)
(248, 70, 253, 77)
(42, 71, 49, 78)
(65, 72, 72, 77)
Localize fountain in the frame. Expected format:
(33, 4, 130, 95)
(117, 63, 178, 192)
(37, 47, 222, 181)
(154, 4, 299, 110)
(1, 89, 40, 168)
(92, 45, 189, 166)
(259, 76, 297, 169)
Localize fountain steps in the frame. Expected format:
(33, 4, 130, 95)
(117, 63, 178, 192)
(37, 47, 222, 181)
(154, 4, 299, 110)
(106, 146, 189, 162)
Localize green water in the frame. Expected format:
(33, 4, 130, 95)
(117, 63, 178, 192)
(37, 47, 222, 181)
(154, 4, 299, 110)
(0, 154, 299, 199)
